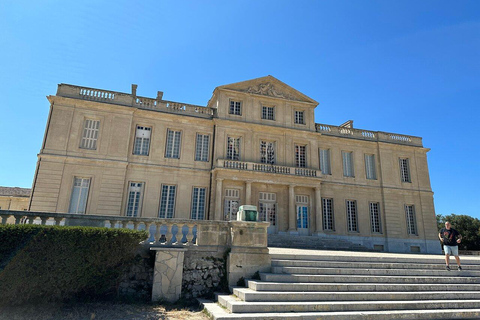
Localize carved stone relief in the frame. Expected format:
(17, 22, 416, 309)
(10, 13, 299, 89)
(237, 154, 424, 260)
(241, 82, 301, 101)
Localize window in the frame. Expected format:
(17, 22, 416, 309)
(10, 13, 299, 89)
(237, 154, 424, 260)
(370, 202, 381, 233)
(191, 187, 206, 220)
(159, 185, 176, 218)
(80, 119, 100, 150)
(346, 200, 357, 232)
(342, 151, 354, 177)
(195, 134, 210, 162)
(294, 111, 305, 124)
(68, 177, 90, 214)
(405, 205, 417, 235)
(227, 137, 240, 160)
(224, 189, 240, 221)
(322, 198, 334, 231)
(260, 141, 275, 164)
(319, 149, 331, 175)
(133, 126, 151, 155)
(365, 154, 377, 180)
(262, 106, 275, 120)
(165, 129, 181, 159)
(400, 158, 411, 183)
(295, 145, 306, 168)
(126, 182, 143, 217)
(229, 100, 242, 115)
(296, 195, 309, 229)
(259, 192, 276, 226)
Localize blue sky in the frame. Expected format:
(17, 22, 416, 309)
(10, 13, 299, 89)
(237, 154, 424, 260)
(0, 1, 479, 218)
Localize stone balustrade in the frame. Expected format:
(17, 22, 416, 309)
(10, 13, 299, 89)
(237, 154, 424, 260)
(0, 209, 232, 248)
(315, 123, 423, 147)
(218, 159, 320, 177)
(57, 84, 215, 119)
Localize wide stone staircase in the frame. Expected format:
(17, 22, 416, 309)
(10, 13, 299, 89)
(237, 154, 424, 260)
(201, 248, 480, 319)
(268, 234, 370, 251)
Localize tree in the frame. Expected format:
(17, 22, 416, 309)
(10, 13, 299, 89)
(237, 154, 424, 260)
(436, 214, 480, 250)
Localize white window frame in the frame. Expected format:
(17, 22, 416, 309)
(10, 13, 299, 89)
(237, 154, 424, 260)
(259, 192, 277, 226)
(125, 182, 144, 217)
(405, 204, 417, 235)
(400, 158, 411, 183)
(133, 126, 151, 156)
(295, 144, 307, 168)
(319, 149, 331, 175)
(260, 141, 275, 164)
(159, 185, 177, 218)
(365, 154, 377, 180)
(342, 151, 354, 177)
(191, 187, 206, 220)
(195, 133, 210, 162)
(262, 106, 275, 120)
(227, 137, 241, 161)
(294, 110, 305, 124)
(224, 188, 240, 221)
(68, 177, 91, 214)
(165, 129, 182, 159)
(346, 200, 358, 232)
(370, 202, 382, 233)
(229, 100, 242, 115)
(80, 119, 100, 150)
(322, 198, 334, 231)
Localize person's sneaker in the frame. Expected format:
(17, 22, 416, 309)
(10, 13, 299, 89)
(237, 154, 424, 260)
(458, 266, 462, 271)
(446, 265, 451, 271)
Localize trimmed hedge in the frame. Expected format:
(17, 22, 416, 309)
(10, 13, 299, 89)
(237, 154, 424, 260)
(0, 224, 148, 305)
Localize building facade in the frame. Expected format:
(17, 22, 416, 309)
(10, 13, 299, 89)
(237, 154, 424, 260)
(29, 76, 440, 253)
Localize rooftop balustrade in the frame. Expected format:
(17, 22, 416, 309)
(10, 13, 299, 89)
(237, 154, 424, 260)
(315, 123, 423, 147)
(57, 84, 215, 119)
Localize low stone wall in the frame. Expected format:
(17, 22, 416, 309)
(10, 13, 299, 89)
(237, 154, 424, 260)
(182, 249, 228, 299)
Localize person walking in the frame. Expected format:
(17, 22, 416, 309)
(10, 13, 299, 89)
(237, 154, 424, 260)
(439, 221, 463, 271)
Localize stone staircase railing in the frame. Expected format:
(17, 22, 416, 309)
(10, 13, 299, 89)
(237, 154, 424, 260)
(0, 209, 230, 247)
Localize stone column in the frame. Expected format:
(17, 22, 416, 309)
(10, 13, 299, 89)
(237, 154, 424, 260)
(288, 185, 296, 232)
(315, 186, 322, 234)
(151, 248, 186, 302)
(245, 181, 252, 205)
(215, 178, 224, 221)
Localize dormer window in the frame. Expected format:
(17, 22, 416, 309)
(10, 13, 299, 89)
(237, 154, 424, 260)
(294, 110, 305, 124)
(229, 100, 242, 115)
(262, 106, 275, 120)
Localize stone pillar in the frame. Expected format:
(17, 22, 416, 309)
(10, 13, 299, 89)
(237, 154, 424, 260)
(315, 186, 322, 234)
(245, 181, 252, 205)
(214, 178, 223, 221)
(227, 221, 271, 289)
(151, 248, 186, 302)
(288, 185, 296, 232)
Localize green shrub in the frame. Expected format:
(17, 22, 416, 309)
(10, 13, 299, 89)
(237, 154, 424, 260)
(0, 224, 148, 305)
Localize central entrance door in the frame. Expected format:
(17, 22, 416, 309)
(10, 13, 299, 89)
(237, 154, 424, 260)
(259, 192, 277, 234)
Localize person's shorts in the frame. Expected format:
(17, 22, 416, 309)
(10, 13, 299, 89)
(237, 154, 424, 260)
(444, 245, 459, 256)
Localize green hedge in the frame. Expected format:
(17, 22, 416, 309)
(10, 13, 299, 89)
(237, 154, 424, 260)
(0, 224, 148, 305)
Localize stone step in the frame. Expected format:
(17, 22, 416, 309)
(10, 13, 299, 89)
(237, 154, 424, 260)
(272, 266, 480, 277)
(260, 272, 480, 284)
(270, 253, 480, 265)
(246, 280, 480, 292)
(233, 288, 480, 302)
(272, 258, 480, 270)
(201, 300, 480, 320)
(217, 295, 480, 313)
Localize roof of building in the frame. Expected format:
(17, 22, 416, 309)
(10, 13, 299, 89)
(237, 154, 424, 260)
(0, 186, 31, 197)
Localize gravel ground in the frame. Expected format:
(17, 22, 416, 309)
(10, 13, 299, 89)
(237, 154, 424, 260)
(0, 302, 210, 320)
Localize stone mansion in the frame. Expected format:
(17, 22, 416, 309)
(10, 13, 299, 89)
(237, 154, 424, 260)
(29, 76, 440, 253)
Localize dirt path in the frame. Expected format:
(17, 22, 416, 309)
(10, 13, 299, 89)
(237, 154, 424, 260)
(0, 302, 210, 320)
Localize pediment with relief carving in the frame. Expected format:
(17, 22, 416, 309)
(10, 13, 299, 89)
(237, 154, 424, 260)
(216, 75, 318, 105)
